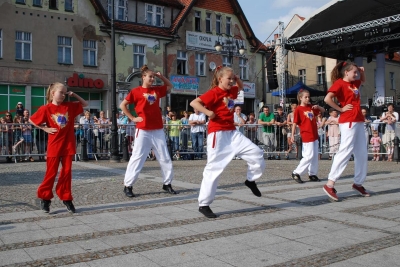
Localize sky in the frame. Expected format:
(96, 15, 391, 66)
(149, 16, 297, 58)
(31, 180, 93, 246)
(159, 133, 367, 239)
(237, 0, 333, 42)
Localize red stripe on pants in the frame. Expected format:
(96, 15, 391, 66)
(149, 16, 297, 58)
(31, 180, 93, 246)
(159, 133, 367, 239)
(37, 156, 73, 201)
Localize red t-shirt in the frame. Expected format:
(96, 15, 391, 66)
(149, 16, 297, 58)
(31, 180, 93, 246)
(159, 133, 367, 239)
(199, 86, 239, 134)
(125, 85, 167, 130)
(328, 79, 364, 123)
(30, 102, 83, 157)
(293, 104, 320, 143)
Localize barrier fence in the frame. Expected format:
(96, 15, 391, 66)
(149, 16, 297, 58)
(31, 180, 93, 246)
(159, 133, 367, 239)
(0, 122, 399, 163)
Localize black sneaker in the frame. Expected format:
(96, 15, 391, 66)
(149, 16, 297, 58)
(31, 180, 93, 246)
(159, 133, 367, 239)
(199, 206, 217, 218)
(245, 180, 262, 197)
(124, 186, 135, 197)
(162, 184, 177, 194)
(63, 200, 76, 213)
(309, 175, 321, 182)
(40, 199, 51, 213)
(291, 173, 304, 183)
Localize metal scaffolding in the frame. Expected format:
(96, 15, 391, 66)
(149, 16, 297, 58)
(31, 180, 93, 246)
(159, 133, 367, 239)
(276, 21, 286, 109)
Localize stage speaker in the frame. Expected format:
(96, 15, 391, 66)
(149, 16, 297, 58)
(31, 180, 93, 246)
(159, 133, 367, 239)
(266, 51, 278, 89)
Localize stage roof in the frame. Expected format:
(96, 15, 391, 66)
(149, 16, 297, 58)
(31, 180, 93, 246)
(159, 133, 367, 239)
(285, 0, 400, 60)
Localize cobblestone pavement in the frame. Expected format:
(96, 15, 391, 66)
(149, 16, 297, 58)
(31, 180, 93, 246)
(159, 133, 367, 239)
(0, 157, 400, 266)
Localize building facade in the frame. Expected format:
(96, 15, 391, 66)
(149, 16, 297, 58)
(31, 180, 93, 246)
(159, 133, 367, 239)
(0, 0, 111, 117)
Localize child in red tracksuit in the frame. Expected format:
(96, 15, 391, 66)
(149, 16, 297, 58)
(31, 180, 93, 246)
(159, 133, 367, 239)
(29, 82, 88, 213)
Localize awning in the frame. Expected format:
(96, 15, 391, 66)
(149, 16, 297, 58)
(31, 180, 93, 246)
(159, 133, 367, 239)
(271, 81, 325, 98)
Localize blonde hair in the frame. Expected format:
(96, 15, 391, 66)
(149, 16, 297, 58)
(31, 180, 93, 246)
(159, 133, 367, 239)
(210, 66, 234, 89)
(46, 82, 66, 104)
(297, 89, 309, 103)
(331, 61, 359, 83)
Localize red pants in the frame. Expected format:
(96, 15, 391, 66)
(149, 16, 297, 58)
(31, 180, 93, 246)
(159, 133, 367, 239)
(37, 156, 73, 201)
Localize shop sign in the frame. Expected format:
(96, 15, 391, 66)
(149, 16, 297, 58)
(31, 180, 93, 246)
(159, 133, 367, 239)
(171, 75, 199, 95)
(67, 73, 104, 89)
(10, 85, 25, 95)
(243, 82, 255, 98)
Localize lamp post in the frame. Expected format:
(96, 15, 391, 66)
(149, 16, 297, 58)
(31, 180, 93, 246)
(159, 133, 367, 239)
(110, 0, 120, 162)
(214, 34, 246, 65)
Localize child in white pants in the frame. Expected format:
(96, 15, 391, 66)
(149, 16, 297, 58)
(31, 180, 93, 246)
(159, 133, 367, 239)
(291, 89, 325, 183)
(323, 61, 369, 201)
(120, 65, 177, 197)
(190, 66, 265, 218)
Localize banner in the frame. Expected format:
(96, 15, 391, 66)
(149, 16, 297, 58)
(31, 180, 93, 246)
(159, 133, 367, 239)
(243, 82, 255, 98)
(171, 75, 199, 95)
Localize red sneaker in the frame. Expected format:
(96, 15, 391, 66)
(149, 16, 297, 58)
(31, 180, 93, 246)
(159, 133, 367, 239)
(323, 185, 338, 201)
(352, 184, 370, 197)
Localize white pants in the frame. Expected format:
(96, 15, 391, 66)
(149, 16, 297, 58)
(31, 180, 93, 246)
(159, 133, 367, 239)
(328, 122, 367, 184)
(124, 129, 173, 186)
(198, 130, 265, 206)
(293, 140, 318, 176)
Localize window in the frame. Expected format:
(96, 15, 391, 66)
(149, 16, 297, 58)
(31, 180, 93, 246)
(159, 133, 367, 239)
(216, 15, 221, 34)
(133, 44, 145, 68)
(317, 66, 325, 85)
(195, 53, 205, 76)
(49, 0, 57, 9)
(299, 69, 306, 84)
(0, 30, 2, 59)
(64, 0, 73, 11)
(107, 0, 126, 20)
(239, 58, 248, 80)
(390, 72, 395, 90)
(33, 0, 42, 6)
(226, 17, 231, 35)
(15, 31, 31, 60)
(206, 13, 211, 32)
(146, 4, 163, 27)
(16, 0, 25, 4)
(195, 11, 201, 32)
(222, 56, 231, 67)
(177, 51, 187, 75)
(57, 36, 72, 64)
(83, 40, 97, 66)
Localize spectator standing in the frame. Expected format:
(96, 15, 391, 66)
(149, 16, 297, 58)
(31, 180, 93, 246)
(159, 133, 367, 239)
(246, 113, 258, 144)
(189, 108, 206, 159)
(4, 113, 13, 162)
(120, 65, 177, 197)
(15, 102, 24, 117)
(325, 108, 340, 160)
(380, 103, 398, 161)
(80, 111, 95, 159)
(12, 115, 24, 161)
(361, 108, 372, 149)
(21, 111, 34, 161)
(370, 130, 381, 161)
(0, 117, 9, 155)
(29, 82, 88, 213)
(35, 123, 48, 161)
(316, 113, 326, 159)
(274, 106, 287, 159)
(258, 106, 275, 160)
(286, 103, 299, 160)
(180, 111, 190, 150)
(96, 111, 110, 158)
(168, 112, 181, 159)
(233, 105, 247, 134)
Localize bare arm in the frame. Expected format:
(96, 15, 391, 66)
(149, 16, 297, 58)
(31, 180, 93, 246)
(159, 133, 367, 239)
(190, 98, 215, 119)
(29, 120, 57, 134)
(119, 99, 143, 123)
(67, 91, 88, 107)
(324, 92, 353, 113)
(155, 72, 173, 93)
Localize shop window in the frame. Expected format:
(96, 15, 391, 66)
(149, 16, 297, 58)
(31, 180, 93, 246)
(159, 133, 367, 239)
(57, 36, 73, 64)
(15, 31, 32, 61)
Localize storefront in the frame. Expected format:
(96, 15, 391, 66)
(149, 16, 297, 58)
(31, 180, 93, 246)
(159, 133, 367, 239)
(170, 75, 199, 116)
(0, 73, 108, 117)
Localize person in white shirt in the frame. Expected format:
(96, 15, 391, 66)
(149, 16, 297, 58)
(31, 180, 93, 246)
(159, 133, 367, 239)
(233, 105, 247, 134)
(189, 108, 206, 159)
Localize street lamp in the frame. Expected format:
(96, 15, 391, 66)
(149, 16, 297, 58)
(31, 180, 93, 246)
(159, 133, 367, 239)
(214, 34, 246, 65)
(110, 0, 120, 162)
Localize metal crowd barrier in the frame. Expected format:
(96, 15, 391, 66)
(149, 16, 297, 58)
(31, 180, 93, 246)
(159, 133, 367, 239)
(0, 121, 398, 163)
